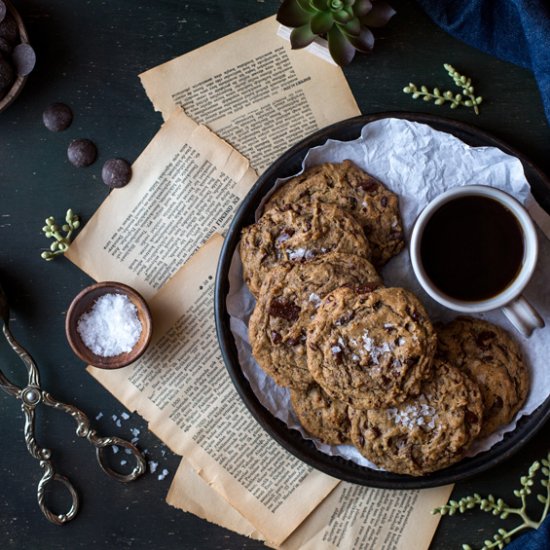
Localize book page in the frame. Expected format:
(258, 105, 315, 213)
(139, 16, 360, 173)
(167, 455, 452, 549)
(65, 109, 257, 300)
(166, 459, 263, 541)
(88, 235, 339, 545)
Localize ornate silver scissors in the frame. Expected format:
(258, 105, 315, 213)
(0, 281, 146, 525)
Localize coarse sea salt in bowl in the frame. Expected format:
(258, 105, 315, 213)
(65, 281, 152, 369)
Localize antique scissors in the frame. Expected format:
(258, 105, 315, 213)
(0, 281, 146, 525)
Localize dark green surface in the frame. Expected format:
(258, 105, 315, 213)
(0, 0, 548, 548)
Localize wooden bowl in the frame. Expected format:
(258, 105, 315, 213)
(65, 282, 153, 369)
(0, 0, 31, 113)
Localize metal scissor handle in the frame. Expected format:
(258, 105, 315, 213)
(1, 323, 146, 525)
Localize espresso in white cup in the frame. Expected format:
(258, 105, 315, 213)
(410, 185, 544, 336)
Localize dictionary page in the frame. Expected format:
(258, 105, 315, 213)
(65, 108, 257, 300)
(167, 454, 453, 549)
(88, 235, 339, 545)
(139, 16, 360, 173)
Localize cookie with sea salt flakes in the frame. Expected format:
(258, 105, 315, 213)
(290, 383, 352, 445)
(240, 201, 372, 298)
(307, 286, 436, 409)
(264, 160, 404, 267)
(350, 359, 484, 476)
(249, 253, 382, 389)
(437, 316, 529, 438)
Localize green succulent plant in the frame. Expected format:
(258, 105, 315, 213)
(277, 0, 395, 66)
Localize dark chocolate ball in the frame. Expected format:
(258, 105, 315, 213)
(43, 103, 73, 132)
(67, 138, 97, 168)
(102, 158, 132, 188)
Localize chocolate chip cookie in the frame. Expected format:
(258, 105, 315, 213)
(249, 253, 382, 389)
(437, 316, 529, 437)
(350, 359, 484, 476)
(264, 160, 404, 266)
(240, 201, 372, 297)
(290, 383, 352, 445)
(307, 287, 436, 409)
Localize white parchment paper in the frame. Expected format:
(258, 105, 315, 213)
(227, 118, 550, 469)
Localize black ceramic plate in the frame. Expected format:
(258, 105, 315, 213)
(214, 112, 550, 489)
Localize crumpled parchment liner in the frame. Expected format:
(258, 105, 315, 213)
(227, 118, 550, 470)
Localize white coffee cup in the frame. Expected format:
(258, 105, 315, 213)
(410, 185, 544, 337)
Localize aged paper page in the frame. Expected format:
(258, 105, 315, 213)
(139, 16, 360, 173)
(167, 454, 452, 549)
(88, 235, 339, 545)
(65, 108, 257, 300)
(166, 459, 264, 541)
(278, 482, 453, 550)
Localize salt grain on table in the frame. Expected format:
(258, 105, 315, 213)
(77, 293, 142, 357)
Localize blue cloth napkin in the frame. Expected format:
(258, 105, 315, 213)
(505, 515, 550, 550)
(415, 0, 550, 124)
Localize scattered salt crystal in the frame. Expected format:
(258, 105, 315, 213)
(115, 419, 122, 428)
(157, 468, 169, 481)
(131, 437, 139, 444)
(131, 428, 140, 437)
(112, 445, 119, 454)
(149, 461, 158, 474)
(112, 415, 118, 422)
(125, 448, 133, 455)
(308, 293, 321, 307)
(121, 412, 130, 420)
(77, 293, 142, 357)
(120, 460, 127, 466)
(95, 412, 103, 420)
(161, 449, 166, 457)
(331, 345, 342, 354)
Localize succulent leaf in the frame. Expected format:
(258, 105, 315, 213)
(346, 26, 375, 52)
(312, 0, 329, 11)
(311, 11, 334, 34)
(333, 9, 352, 23)
(360, 0, 396, 27)
(354, 0, 373, 17)
(277, 0, 313, 27)
(328, 26, 356, 65)
(290, 23, 318, 48)
(341, 16, 361, 35)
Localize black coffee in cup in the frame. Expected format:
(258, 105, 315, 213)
(419, 195, 524, 301)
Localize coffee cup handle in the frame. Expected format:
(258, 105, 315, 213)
(502, 295, 545, 337)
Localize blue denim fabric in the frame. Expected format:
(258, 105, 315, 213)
(415, 0, 550, 124)
(506, 515, 550, 550)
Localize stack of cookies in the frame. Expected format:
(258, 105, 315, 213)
(239, 160, 529, 477)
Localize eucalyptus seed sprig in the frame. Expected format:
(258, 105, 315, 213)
(403, 63, 483, 114)
(444, 63, 483, 114)
(40, 209, 80, 261)
(432, 451, 550, 550)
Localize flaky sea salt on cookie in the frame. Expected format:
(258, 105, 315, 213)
(307, 286, 436, 409)
(350, 360, 484, 476)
